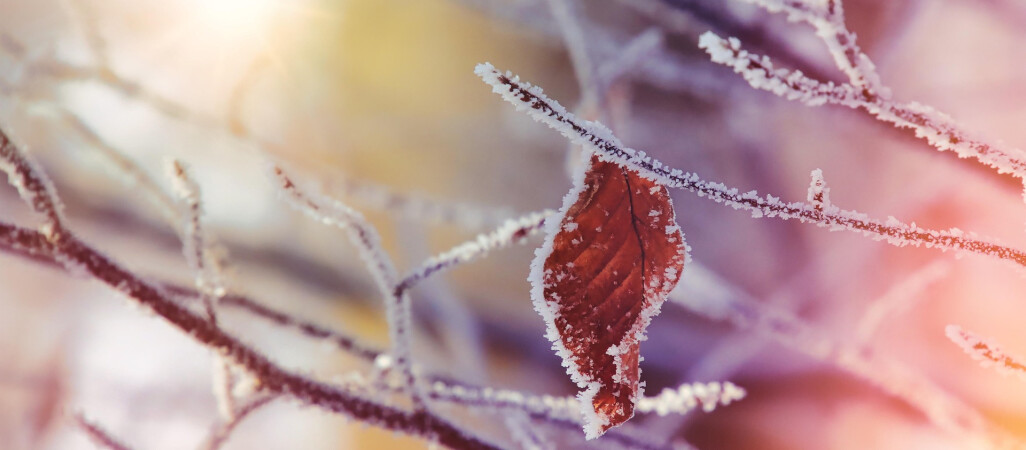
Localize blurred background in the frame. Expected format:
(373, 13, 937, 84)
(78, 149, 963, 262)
(2, 0, 1026, 448)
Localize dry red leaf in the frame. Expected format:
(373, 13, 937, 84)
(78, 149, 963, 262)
(530, 154, 687, 438)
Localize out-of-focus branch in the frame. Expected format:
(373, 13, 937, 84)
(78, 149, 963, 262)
(545, 0, 600, 109)
(271, 166, 425, 409)
(698, 31, 1026, 185)
(672, 264, 1018, 447)
(0, 218, 722, 450)
(946, 325, 1026, 381)
(73, 413, 132, 450)
(0, 128, 500, 450)
(396, 210, 550, 297)
(166, 159, 239, 421)
(854, 260, 950, 345)
(327, 176, 518, 230)
(198, 394, 278, 450)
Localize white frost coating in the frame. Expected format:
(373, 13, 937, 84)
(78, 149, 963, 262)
(166, 159, 236, 420)
(499, 123, 688, 436)
(699, 28, 1026, 186)
(806, 169, 830, 209)
(475, 62, 672, 188)
(166, 159, 226, 300)
(577, 383, 609, 440)
(490, 61, 1026, 267)
(401, 210, 552, 292)
(698, 32, 861, 108)
(946, 325, 1026, 380)
(271, 165, 424, 407)
(428, 377, 737, 431)
(512, 140, 687, 437)
(741, 0, 887, 96)
(0, 136, 67, 231)
(477, 62, 1026, 268)
(522, 137, 607, 437)
(635, 381, 746, 416)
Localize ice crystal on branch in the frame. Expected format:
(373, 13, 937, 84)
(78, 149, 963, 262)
(475, 62, 1026, 270)
(636, 381, 746, 416)
(946, 325, 1026, 381)
(806, 169, 831, 211)
(698, 8, 1026, 191)
(5, 1, 1026, 447)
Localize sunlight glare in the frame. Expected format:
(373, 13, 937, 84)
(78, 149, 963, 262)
(189, 0, 282, 44)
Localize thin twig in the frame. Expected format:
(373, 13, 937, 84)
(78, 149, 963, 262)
(545, 0, 600, 109)
(55, 108, 180, 224)
(946, 325, 1026, 381)
(271, 165, 425, 410)
(698, 31, 1026, 184)
(73, 413, 131, 450)
(396, 210, 550, 297)
(167, 159, 238, 420)
(475, 63, 1026, 269)
(0, 219, 713, 450)
(199, 394, 278, 450)
(0, 129, 498, 450)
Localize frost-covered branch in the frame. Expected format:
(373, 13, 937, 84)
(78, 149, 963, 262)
(0, 214, 685, 450)
(745, 0, 885, 96)
(198, 394, 278, 450)
(55, 108, 180, 224)
(0, 131, 66, 236)
(635, 381, 746, 416)
(397, 210, 551, 296)
(167, 160, 223, 319)
(73, 413, 132, 450)
(425, 380, 730, 449)
(698, 12, 1026, 185)
(946, 325, 1026, 381)
(0, 219, 665, 446)
(328, 176, 518, 230)
(806, 169, 830, 210)
(270, 165, 424, 409)
(0, 214, 711, 448)
(0, 128, 498, 450)
(201, 290, 383, 362)
(0, 222, 384, 363)
(0, 188, 677, 450)
(475, 63, 1026, 269)
(166, 159, 239, 421)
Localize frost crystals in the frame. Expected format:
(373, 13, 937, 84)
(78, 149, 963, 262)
(946, 325, 1026, 381)
(527, 153, 687, 439)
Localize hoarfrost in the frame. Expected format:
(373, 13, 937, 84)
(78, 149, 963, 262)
(946, 325, 1026, 380)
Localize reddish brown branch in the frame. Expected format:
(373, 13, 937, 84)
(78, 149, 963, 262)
(199, 395, 278, 450)
(73, 413, 132, 450)
(0, 129, 498, 450)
